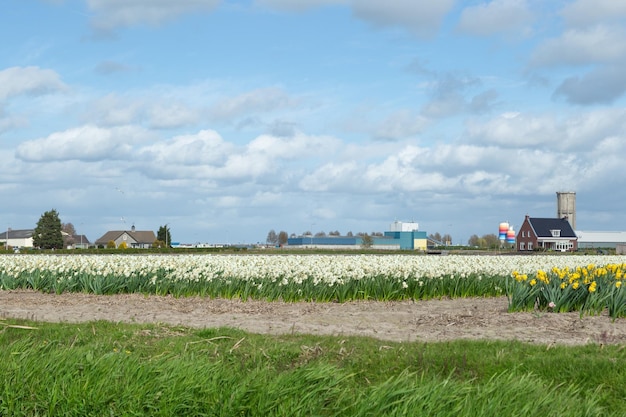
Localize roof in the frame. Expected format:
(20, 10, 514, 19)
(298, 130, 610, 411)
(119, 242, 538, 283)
(2, 229, 34, 239)
(66, 234, 91, 244)
(576, 231, 626, 243)
(95, 230, 156, 245)
(527, 217, 577, 238)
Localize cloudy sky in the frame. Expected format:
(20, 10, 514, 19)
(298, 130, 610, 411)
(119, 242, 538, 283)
(2, 0, 626, 245)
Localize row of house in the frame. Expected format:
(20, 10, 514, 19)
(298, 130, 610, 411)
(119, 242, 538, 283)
(1, 226, 156, 250)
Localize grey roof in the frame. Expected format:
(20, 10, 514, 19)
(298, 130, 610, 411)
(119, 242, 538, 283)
(95, 230, 156, 245)
(2, 229, 34, 239)
(528, 218, 577, 238)
(65, 234, 91, 244)
(576, 231, 626, 243)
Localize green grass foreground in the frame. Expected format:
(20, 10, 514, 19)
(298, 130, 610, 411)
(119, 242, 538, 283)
(1, 319, 624, 416)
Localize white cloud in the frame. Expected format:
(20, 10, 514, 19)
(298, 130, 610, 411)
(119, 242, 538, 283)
(561, 0, 626, 28)
(299, 161, 359, 191)
(457, 0, 534, 37)
(86, 0, 221, 31)
(82, 94, 144, 126)
(209, 87, 298, 121)
(554, 64, 626, 105)
(351, 0, 455, 37)
(419, 73, 495, 119)
(0, 66, 66, 101)
(421, 93, 467, 118)
(465, 109, 626, 150)
(529, 23, 626, 105)
(94, 60, 134, 75)
(0, 105, 28, 134)
(292, 116, 626, 201)
(134, 130, 339, 183)
(373, 110, 429, 141)
(82, 93, 200, 128)
(15, 125, 154, 162)
(255, 0, 346, 12)
(255, 0, 454, 36)
(147, 103, 200, 129)
(138, 129, 234, 166)
(531, 26, 626, 67)
(465, 112, 558, 148)
(247, 131, 340, 159)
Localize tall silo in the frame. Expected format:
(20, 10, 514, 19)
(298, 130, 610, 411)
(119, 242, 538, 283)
(556, 191, 576, 229)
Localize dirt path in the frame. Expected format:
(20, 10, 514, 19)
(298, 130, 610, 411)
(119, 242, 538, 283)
(2, 290, 626, 345)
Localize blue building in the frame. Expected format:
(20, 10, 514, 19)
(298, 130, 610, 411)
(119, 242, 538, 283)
(287, 222, 429, 250)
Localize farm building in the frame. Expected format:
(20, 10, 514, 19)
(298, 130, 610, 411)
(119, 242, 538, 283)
(516, 215, 578, 252)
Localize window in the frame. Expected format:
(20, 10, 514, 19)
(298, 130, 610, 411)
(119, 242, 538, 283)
(519, 242, 525, 250)
(528, 242, 533, 250)
(550, 229, 561, 237)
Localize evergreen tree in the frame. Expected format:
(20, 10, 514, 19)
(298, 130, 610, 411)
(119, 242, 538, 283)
(157, 225, 172, 247)
(33, 209, 64, 249)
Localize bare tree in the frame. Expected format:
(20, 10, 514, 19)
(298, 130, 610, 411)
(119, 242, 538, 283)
(360, 234, 373, 248)
(266, 230, 278, 245)
(62, 222, 76, 236)
(468, 234, 480, 246)
(483, 233, 500, 248)
(429, 232, 442, 243)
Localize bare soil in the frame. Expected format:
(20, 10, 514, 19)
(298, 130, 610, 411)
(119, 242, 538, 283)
(2, 290, 626, 345)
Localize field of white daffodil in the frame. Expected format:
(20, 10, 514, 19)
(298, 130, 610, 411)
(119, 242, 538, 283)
(1, 254, 626, 317)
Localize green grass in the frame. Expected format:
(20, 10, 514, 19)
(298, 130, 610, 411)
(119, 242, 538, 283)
(1, 319, 624, 416)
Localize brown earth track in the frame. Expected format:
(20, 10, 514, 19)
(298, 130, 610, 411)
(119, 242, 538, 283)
(2, 290, 626, 345)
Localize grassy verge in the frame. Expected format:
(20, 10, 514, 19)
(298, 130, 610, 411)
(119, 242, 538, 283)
(1, 319, 624, 416)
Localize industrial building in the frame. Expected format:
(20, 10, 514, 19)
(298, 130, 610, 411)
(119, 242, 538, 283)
(576, 231, 626, 250)
(287, 221, 429, 250)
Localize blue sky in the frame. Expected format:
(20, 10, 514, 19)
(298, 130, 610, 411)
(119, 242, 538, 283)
(2, 0, 626, 245)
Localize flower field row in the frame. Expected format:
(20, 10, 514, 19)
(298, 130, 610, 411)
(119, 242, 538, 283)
(2, 254, 626, 309)
(508, 263, 626, 318)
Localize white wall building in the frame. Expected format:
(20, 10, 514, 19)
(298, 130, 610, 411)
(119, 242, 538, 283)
(1, 229, 34, 248)
(389, 221, 419, 232)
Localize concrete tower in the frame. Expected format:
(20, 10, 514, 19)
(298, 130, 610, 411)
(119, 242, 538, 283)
(556, 191, 576, 229)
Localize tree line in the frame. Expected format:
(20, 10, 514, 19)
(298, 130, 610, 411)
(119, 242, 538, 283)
(467, 233, 501, 249)
(265, 229, 389, 246)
